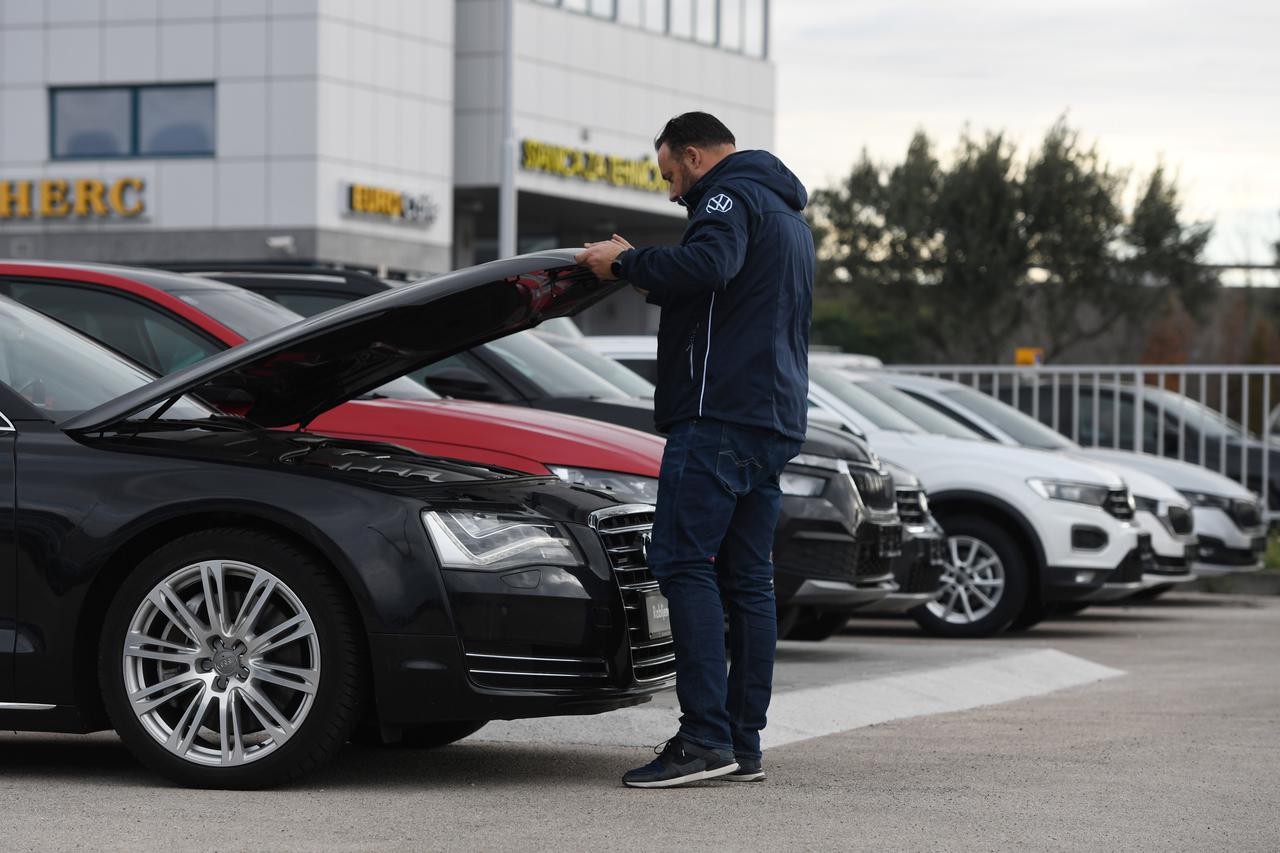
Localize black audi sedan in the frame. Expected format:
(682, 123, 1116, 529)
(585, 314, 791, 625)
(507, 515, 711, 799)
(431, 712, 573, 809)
(0, 252, 673, 789)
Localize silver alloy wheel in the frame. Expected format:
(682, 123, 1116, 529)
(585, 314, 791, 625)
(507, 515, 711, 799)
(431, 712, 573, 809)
(926, 535, 1007, 625)
(122, 560, 321, 767)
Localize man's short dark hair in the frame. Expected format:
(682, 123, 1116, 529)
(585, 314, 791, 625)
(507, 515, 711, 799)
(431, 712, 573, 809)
(654, 112, 736, 154)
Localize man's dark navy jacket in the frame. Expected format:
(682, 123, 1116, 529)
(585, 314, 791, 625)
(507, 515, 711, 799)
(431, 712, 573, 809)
(617, 149, 815, 442)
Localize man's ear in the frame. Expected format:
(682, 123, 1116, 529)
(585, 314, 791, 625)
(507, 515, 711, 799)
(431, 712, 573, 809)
(684, 145, 701, 170)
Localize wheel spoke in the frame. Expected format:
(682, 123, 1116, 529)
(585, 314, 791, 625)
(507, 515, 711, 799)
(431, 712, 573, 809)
(240, 683, 295, 742)
(940, 586, 960, 619)
(969, 585, 996, 608)
(166, 684, 213, 754)
(964, 540, 979, 566)
(199, 561, 232, 637)
(125, 631, 201, 665)
(131, 671, 202, 714)
(150, 584, 208, 644)
(252, 661, 318, 696)
(972, 576, 1004, 588)
(959, 589, 977, 621)
(948, 538, 962, 566)
(246, 614, 315, 657)
(229, 573, 276, 639)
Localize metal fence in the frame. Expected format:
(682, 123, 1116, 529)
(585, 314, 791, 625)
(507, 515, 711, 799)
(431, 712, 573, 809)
(886, 364, 1280, 522)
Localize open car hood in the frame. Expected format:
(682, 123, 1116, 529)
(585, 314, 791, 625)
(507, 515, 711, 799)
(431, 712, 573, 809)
(63, 250, 619, 432)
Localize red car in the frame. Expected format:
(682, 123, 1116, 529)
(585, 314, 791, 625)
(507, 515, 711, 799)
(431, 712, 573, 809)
(0, 262, 664, 503)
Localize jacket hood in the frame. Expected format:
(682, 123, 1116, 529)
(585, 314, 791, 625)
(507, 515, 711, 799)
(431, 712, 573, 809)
(62, 250, 619, 432)
(691, 149, 808, 212)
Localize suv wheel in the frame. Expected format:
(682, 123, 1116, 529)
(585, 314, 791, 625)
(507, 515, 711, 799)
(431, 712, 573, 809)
(99, 529, 364, 789)
(911, 517, 1027, 638)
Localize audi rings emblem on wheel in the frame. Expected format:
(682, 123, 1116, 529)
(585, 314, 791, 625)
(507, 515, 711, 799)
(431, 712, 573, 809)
(122, 559, 321, 767)
(928, 536, 1007, 625)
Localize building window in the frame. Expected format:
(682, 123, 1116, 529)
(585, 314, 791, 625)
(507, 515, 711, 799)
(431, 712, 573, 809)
(50, 84, 215, 160)
(536, 0, 767, 57)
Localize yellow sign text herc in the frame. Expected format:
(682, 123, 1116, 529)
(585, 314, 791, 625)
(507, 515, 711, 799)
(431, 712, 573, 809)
(0, 177, 145, 219)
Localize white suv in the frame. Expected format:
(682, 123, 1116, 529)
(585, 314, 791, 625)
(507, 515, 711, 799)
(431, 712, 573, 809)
(882, 372, 1263, 581)
(806, 367, 1151, 636)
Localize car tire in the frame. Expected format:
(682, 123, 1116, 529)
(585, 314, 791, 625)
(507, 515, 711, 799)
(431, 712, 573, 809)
(99, 528, 365, 789)
(782, 611, 849, 642)
(911, 516, 1028, 638)
(1008, 598, 1054, 630)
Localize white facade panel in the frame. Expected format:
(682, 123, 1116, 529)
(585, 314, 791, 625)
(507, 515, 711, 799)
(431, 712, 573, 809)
(102, 23, 159, 82)
(158, 21, 216, 80)
(217, 18, 269, 79)
(215, 159, 268, 227)
(156, 159, 214, 228)
(2, 27, 45, 86)
(47, 26, 103, 85)
(217, 80, 268, 158)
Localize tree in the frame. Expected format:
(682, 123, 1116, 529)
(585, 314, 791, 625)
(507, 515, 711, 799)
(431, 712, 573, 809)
(807, 120, 1219, 364)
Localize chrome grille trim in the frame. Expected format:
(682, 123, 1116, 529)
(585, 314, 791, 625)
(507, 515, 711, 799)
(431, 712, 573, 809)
(589, 505, 676, 686)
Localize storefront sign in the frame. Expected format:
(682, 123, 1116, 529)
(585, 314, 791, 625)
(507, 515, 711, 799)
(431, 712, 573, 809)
(0, 177, 145, 220)
(520, 139, 666, 194)
(345, 182, 438, 226)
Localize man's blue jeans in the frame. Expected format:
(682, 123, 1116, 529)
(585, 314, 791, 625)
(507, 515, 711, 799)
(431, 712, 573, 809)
(648, 417, 803, 761)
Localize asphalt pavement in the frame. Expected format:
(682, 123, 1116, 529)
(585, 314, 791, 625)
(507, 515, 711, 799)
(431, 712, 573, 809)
(1, 592, 1277, 852)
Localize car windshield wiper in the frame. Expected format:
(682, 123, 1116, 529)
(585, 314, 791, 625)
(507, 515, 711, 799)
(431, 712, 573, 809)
(116, 414, 260, 436)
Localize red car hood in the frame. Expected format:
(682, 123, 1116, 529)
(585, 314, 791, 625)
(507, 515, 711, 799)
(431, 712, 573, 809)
(309, 398, 664, 477)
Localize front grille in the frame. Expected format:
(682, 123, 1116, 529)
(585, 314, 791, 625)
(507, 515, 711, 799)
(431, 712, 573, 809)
(896, 488, 928, 525)
(1104, 488, 1135, 520)
(1152, 544, 1194, 575)
(593, 508, 675, 685)
(1231, 500, 1262, 530)
(851, 467, 896, 512)
(465, 652, 609, 689)
(899, 542, 946, 593)
(1166, 504, 1192, 535)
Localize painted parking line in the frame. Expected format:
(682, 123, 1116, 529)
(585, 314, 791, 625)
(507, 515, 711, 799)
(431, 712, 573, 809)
(473, 649, 1124, 750)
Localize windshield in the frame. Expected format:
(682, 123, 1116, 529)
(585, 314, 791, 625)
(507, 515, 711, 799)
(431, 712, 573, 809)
(811, 367, 924, 433)
(169, 287, 306, 340)
(855, 379, 986, 440)
(1138, 386, 1250, 440)
(540, 335, 655, 398)
(942, 386, 1074, 449)
(482, 331, 630, 399)
(0, 296, 213, 424)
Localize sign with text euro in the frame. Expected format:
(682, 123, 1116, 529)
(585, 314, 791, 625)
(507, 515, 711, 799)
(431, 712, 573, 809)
(345, 183, 438, 226)
(520, 139, 666, 194)
(0, 177, 145, 220)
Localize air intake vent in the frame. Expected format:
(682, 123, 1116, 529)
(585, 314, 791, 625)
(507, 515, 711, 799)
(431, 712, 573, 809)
(1166, 504, 1192, 535)
(895, 489, 927, 525)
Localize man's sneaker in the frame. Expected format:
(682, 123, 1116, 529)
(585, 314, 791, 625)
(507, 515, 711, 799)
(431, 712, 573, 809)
(724, 757, 765, 782)
(622, 736, 739, 788)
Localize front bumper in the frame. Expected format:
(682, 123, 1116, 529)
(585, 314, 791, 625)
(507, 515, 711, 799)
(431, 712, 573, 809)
(1047, 532, 1160, 602)
(857, 522, 947, 614)
(1189, 507, 1267, 575)
(370, 509, 673, 727)
(773, 475, 902, 612)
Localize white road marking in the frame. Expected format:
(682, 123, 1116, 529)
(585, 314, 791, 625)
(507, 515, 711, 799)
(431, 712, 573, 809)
(473, 649, 1123, 750)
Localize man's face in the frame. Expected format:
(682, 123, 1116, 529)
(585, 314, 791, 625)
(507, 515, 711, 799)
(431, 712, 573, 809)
(656, 143, 699, 204)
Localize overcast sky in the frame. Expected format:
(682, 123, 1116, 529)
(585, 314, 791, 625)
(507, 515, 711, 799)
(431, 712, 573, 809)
(771, 0, 1278, 266)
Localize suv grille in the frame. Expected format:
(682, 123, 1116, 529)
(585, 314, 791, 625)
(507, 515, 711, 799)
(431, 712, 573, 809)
(464, 652, 609, 689)
(593, 508, 676, 685)
(1103, 489, 1135, 520)
(1231, 499, 1262, 530)
(896, 488, 928, 525)
(1166, 504, 1192, 535)
(851, 467, 896, 512)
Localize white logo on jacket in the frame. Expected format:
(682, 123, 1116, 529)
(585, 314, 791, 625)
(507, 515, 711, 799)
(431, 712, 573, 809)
(706, 193, 734, 213)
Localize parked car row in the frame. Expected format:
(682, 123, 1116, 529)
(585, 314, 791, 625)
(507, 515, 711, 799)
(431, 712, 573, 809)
(0, 252, 1264, 790)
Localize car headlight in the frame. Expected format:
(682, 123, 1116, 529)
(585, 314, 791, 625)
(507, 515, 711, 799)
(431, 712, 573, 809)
(422, 510, 580, 569)
(780, 472, 827, 496)
(1026, 478, 1111, 506)
(547, 466, 659, 504)
(790, 453, 849, 473)
(1178, 490, 1233, 510)
(1133, 495, 1160, 515)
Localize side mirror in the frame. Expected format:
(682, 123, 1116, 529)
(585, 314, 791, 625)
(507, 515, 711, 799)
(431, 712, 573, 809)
(422, 366, 504, 402)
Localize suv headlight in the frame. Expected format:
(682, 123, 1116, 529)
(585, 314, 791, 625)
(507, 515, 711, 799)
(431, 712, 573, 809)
(1133, 495, 1160, 515)
(1178, 490, 1232, 510)
(423, 510, 580, 569)
(1027, 478, 1111, 507)
(548, 466, 659, 504)
(780, 472, 827, 496)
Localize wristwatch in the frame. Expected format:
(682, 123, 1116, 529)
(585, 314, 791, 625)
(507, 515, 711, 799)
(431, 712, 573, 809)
(610, 250, 630, 280)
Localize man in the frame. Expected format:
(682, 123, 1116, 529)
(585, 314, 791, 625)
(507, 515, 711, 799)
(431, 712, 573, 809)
(576, 112, 814, 788)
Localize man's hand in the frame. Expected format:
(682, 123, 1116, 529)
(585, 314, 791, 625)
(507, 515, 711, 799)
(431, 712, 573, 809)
(575, 239, 626, 280)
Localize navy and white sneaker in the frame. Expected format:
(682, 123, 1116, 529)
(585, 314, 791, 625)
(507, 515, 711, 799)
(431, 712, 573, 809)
(622, 736, 739, 788)
(724, 757, 765, 782)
